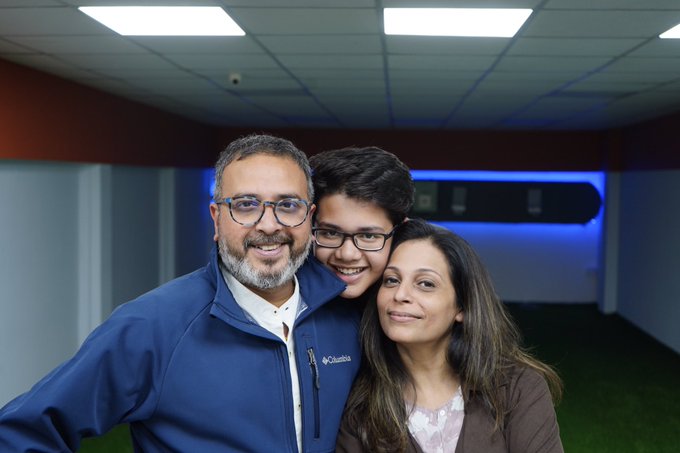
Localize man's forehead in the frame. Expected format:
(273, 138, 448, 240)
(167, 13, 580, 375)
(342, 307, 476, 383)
(221, 154, 309, 197)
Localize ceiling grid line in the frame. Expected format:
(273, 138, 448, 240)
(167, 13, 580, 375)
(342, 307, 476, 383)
(2, 1, 680, 130)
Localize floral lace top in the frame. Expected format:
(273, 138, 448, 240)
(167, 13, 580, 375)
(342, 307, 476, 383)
(407, 386, 465, 453)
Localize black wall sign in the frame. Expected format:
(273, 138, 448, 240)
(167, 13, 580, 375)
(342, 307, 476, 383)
(411, 180, 602, 224)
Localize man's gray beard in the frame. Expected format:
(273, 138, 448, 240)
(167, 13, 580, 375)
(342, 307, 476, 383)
(218, 234, 312, 290)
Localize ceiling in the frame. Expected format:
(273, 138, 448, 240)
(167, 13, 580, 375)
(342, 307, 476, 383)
(3, 0, 680, 131)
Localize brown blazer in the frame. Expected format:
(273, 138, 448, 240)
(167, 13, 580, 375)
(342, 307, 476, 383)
(336, 366, 563, 453)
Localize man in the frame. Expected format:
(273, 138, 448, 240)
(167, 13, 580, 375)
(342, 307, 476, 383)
(0, 134, 361, 452)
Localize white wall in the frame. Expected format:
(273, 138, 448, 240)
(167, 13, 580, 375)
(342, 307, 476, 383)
(617, 169, 680, 354)
(111, 166, 161, 308)
(0, 161, 213, 407)
(438, 221, 601, 303)
(0, 162, 81, 406)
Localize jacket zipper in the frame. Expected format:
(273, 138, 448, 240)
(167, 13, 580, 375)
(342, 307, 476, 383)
(306, 347, 321, 439)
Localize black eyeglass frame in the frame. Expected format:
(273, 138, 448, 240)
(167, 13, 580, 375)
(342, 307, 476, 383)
(312, 226, 397, 252)
(215, 196, 311, 227)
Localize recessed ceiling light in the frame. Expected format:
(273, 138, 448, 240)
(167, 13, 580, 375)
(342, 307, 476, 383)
(78, 6, 245, 36)
(660, 23, 680, 39)
(384, 8, 532, 38)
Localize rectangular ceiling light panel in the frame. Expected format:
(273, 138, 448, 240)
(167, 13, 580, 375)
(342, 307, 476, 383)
(660, 23, 680, 39)
(384, 8, 532, 38)
(78, 6, 245, 36)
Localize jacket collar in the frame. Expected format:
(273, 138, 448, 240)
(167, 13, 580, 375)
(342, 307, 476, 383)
(207, 245, 346, 332)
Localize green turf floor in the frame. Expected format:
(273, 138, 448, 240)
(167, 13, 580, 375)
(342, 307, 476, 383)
(508, 303, 680, 453)
(79, 303, 680, 452)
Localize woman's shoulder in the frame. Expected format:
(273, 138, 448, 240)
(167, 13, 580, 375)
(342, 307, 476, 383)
(503, 364, 555, 417)
(502, 366, 564, 452)
(506, 364, 547, 387)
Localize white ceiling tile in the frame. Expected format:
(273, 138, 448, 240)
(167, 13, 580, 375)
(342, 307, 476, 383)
(451, 109, 522, 126)
(564, 79, 655, 94)
(132, 36, 261, 54)
(309, 82, 385, 97)
(454, 102, 525, 119)
(2, 2, 680, 129)
(258, 35, 381, 54)
(602, 91, 680, 118)
(57, 53, 175, 70)
(446, 98, 536, 127)
(484, 71, 579, 83)
(165, 53, 278, 70)
(627, 39, 680, 57)
(336, 115, 391, 128)
(463, 91, 539, 106)
(0, 0, 61, 5)
(278, 54, 383, 69)
(388, 54, 495, 71)
(0, 54, 93, 77)
(655, 80, 680, 91)
(0, 7, 110, 35)
(508, 37, 643, 56)
(389, 69, 483, 82)
(494, 55, 610, 72)
(524, 11, 679, 38)
(305, 77, 384, 88)
(174, 92, 264, 111)
(605, 56, 680, 72)
(386, 36, 509, 55)
(468, 88, 544, 103)
(125, 76, 226, 96)
(196, 67, 291, 81)
(513, 97, 604, 120)
(584, 70, 679, 84)
(291, 68, 384, 79)
(390, 80, 471, 97)
(8, 35, 146, 54)
(251, 95, 328, 115)
(392, 96, 458, 116)
(0, 38, 34, 54)
(545, 0, 680, 9)
(322, 100, 389, 116)
(85, 67, 192, 79)
(230, 8, 378, 34)
(479, 78, 566, 94)
(212, 76, 302, 92)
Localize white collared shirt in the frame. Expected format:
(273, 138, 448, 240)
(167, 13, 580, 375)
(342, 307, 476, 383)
(221, 268, 303, 452)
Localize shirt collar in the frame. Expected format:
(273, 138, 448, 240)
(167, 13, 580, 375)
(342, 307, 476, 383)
(220, 264, 300, 329)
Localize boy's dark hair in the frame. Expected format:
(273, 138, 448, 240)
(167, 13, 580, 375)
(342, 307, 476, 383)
(310, 147, 414, 225)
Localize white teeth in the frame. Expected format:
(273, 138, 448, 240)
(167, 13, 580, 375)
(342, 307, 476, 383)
(336, 267, 364, 275)
(257, 244, 279, 251)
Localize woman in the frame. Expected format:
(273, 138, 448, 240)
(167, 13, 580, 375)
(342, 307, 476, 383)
(337, 219, 564, 453)
(310, 147, 415, 303)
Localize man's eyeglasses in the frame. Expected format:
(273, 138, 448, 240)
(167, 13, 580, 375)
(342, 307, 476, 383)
(312, 227, 396, 251)
(215, 196, 310, 227)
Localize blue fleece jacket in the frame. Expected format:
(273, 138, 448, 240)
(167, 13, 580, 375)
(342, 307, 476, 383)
(0, 248, 361, 452)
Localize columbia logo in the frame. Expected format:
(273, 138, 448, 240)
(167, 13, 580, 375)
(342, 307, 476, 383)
(322, 355, 352, 365)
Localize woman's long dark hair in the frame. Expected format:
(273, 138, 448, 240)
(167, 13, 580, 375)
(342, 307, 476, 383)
(342, 219, 563, 452)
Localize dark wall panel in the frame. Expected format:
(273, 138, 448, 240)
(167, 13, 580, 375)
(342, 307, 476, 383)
(0, 58, 219, 167)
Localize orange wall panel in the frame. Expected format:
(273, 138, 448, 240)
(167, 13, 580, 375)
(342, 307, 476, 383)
(0, 58, 219, 167)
